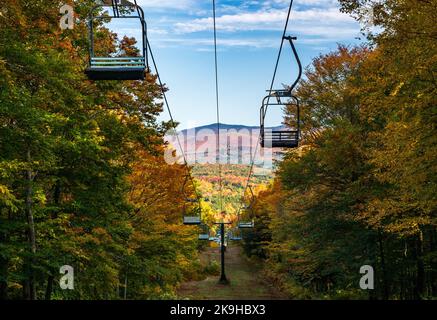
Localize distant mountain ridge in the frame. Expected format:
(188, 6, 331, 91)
(165, 123, 286, 167)
(179, 123, 284, 134)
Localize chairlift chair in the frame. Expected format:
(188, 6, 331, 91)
(230, 235, 242, 241)
(238, 186, 255, 229)
(198, 234, 209, 240)
(182, 199, 202, 225)
(238, 221, 254, 229)
(198, 224, 210, 241)
(229, 228, 243, 241)
(237, 211, 255, 229)
(260, 93, 300, 148)
(181, 174, 202, 225)
(260, 36, 302, 149)
(183, 214, 202, 226)
(86, 1, 149, 80)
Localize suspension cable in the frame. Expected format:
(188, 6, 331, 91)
(146, 39, 202, 209)
(213, 0, 224, 214)
(237, 0, 295, 218)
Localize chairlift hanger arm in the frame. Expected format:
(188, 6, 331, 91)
(261, 36, 302, 102)
(259, 40, 300, 123)
(283, 35, 303, 94)
(247, 185, 255, 210)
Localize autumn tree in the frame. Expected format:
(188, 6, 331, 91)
(251, 0, 436, 299)
(0, 0, 198, 300)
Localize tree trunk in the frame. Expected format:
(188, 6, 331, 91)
(25, 148, 37, 300)
(0, 231, 8, 300)
(378, 230, 389, 299)
(415, 231, 425, 299)
(0, 280, 6, 300)
(45, 274, 54, 300)
(428, 226, 437, 296)
(45, 181, 61, 301)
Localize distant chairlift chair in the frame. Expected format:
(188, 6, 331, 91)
(198, 224, 210, 241)
(238, 186, 255, 229)
(229, 228, 243, 241)
(182, 196, 202, 225)
(86, 2, 148, 80)
(238, 220, 254, 229)
(238, 206, 255, 229)
(183, 211, 202, 225)
(181, 173, 202, 225)
(260, 36, 302, 149)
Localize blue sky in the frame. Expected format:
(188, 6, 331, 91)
(112, 0, 363, 129)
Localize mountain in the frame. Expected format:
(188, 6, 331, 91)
(165, 123, 286, 167)
(164, 123, 285, 214)
(179, 123, 284, 134)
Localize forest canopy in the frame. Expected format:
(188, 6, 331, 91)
(243, 0, 437, 300)
(0, 0, 206, 300)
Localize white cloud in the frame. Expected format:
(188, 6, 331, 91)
(130, 1, 361, 50)
(151, 28, 359, 49)
(174, 8, 357, 35)
(156, 37, 279, 49)
(261, 0, 338, 9)
(149, 28, 169, 35)
(135, 0, 194, 10)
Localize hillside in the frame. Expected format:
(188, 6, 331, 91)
(166, 123, 286, 166)
(192, 164, 272, 216)
(165, 123, 282, 216)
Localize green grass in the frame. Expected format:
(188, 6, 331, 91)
(177, 246, 286, 300)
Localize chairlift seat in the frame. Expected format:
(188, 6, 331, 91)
(273, 90, 292, 98)
(183, 216, 202, 225)
(238, 221, 254, 229)
(86, 57, 146, 80)
(261, 130, 299, 148)
(198, 234, 209, 241)
(230, 236, 243, 241)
